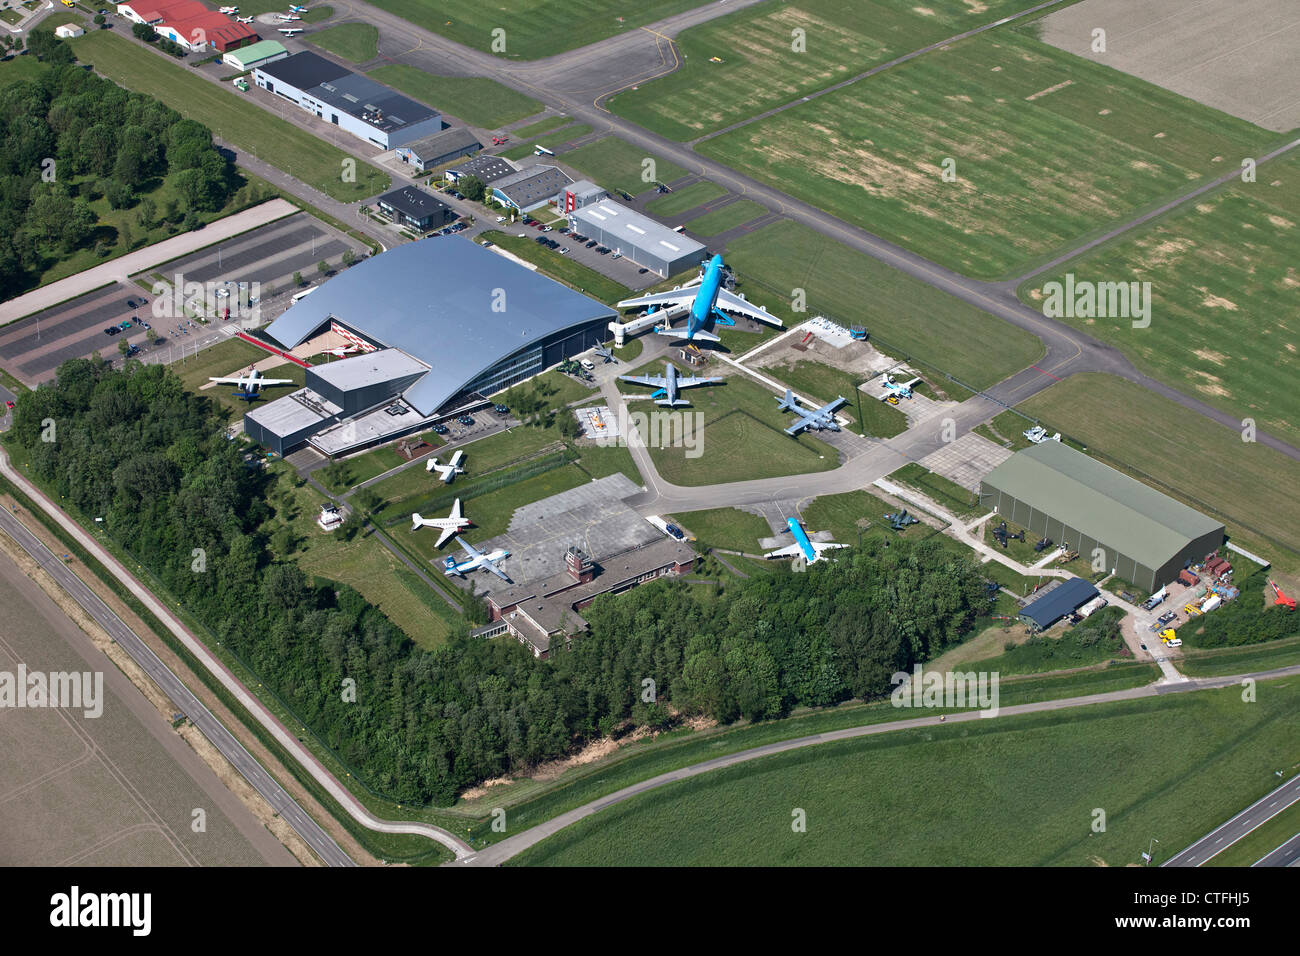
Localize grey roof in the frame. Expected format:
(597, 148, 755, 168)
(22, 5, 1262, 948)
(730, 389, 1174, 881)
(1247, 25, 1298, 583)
(258, 52, 437, 133)
(982, 442, 1223, 570)
(401, 127, 481, 161)
(1019, 578, 1099, 629)
(493, 164, 572, 208)
(447, 154, 517, 184)
(564, 179, 605, 200)
(263, 237, 616, 416)
(245, 388, 339, 435)
(309, 348, 428, 390)
(570, 200, 704, 260)
(376, 185, 450, 222)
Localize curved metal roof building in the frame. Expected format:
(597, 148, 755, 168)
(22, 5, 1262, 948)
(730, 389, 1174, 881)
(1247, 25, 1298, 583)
(264, 237, 616, 417)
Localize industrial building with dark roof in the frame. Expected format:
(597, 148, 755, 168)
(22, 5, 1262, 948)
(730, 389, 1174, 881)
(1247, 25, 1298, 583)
(395, 128, 483, 172)
(253, 52, 442, 149)
(376, 185, 454, 231)
(490, 164, 573, 212)
(246, 238, 616, 456)
(446, 154, 518, 185)
(980, 442, 1225, 592)
(1017, 578, 1101, 632)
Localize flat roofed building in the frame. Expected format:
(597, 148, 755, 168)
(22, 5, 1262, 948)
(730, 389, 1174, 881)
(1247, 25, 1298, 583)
(980, 442, 1225, 592)
(445, 154, 517, 185)
(376, 185, 454, 232)
(490, 164, 572, 213)
(249, 238, 616, 455)
(223, 39, 288, 72)
(1018, 578, 1100, 632)
(395, 128, 483, 172)
(560, 179, 607, 213)
(568, 200, 705, 277)
(253, 51, 441, 149)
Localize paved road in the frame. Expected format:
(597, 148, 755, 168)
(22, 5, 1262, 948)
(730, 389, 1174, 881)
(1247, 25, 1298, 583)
(0, 501, 353, 865)
(1164, 772, 1300, 867)
(455, 664, 1300, 866)
(0, 447, 475, 862)
(1254, 831, 1300, 867)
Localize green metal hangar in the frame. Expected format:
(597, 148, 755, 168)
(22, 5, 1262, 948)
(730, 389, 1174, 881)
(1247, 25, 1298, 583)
(244, 238, 616, 457)
(980, 442, 1225, 593)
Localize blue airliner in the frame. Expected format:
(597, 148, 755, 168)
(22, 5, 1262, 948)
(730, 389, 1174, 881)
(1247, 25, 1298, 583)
(764, 518, 849, 564)
(616, 254, 783, 343)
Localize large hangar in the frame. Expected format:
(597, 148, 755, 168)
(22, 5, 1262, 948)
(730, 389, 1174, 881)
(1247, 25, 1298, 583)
(246, 238, 616, 456)
(980, 442, 1225, 592)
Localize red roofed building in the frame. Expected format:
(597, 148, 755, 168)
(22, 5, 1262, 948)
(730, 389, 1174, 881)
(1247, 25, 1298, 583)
(116, 1, 257, 53)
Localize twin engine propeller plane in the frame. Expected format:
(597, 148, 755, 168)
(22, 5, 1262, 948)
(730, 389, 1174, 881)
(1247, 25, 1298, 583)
(208, 367, 295, 401)
(619, 362, 723, 408)
(777, 389, 846, 435)
(765, 518, 849, 565)
(616, 254, 783, 344)
(443, 539, 511, 582)
(426, 449, 465, 484)
(411, 498, 471, 548)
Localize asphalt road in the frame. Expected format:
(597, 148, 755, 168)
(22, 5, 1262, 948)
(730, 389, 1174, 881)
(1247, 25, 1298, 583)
(1164, 772, 1300, 867)
(0, 500, 353, 866)
(1254, 831, 1300, 867)
(455, 664, 1300, 867)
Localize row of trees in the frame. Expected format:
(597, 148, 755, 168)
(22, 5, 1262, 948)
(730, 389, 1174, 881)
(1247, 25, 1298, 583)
(9, 358, 994, 805)
(0, 31, 238, 297)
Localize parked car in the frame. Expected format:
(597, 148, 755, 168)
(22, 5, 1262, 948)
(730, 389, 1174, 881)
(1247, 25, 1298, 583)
(5, 400, 14, 410)
(104, 326, 120, 336)
(611, 252, 621, 259)
(638, 268, 648, 274)
(586, 240, 597, 248)
(125, 298, 137, 308)
(664, 524, 685, 540)
(558, 247, 569, 255)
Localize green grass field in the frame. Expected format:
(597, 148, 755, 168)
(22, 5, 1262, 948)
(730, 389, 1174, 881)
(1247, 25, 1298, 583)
(510, 116, 569, 139)
(1018, 374, 1300, 579)
(889, 462, 981, 517)
(634, 373, 840, 486)
(974, 408, 1038, 450)
(512, 679, 1300, 865)
(766, 360, 907, 438)
(309, 22, 377, 62)
(366, 64, 541, 128)
(724, 221, 1043, 388)
(1020, 152, 1300, 448)
(69, 32, 388, 201)
(646, 181, 726, 217)
(478, 231, 629, 305)
(558, 137, 689, 197)
(500, 124, 593, 161)
(607, 0, 1034, 141)
(359, 0, 705, 59)
(685, 199, 767, 236)
(699, 29, 1283, 279)
(801, 488, 936, 549)
(672, 507, 771, 553)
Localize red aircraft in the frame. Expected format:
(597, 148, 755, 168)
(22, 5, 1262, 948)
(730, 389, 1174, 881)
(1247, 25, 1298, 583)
(1269, 580, 1296, 610)
(492, 135, 507, 145)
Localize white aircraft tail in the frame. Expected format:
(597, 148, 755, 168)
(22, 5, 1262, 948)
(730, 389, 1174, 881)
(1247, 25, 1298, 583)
(411, 513, 424, 531)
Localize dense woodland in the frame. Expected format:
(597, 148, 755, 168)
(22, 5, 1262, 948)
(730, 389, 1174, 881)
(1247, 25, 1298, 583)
(0, 31, 238, 297)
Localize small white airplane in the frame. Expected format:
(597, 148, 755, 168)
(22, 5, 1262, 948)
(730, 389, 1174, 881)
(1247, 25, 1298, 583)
(278, 27, 302, 35)
(208, 367, 295, 401)
(1023, 425, 1062, 444)
(877, 374, 922, 402)
(323, 344, 359, 358)
(764, 517, 849, 565)
(443, 539, 511, 582)
(411, 498, 471, 548)
(426, 449, 466, 483)
(619, 361, 722, 408)
(289, 3, 308, 11)
(276, 13, 301, 21)
(218, 5, 238, 13)
(236, 15, 253, 22)
(777, 389, 846, 435)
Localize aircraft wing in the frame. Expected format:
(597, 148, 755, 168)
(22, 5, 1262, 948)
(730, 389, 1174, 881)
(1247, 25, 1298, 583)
(619, 374, 668, 389)
(677, 375, 724, 389)
(784, 417, 813, 436)
(434, 525, 457, 549)
(714, 288, 783, 327)
(482, 558, 512, 583)
(449, 450, 465, 468)
(616, 288, 697, 313)
(899, 377, 922, 390)
(655, 325, 720, 343)
(764, 542, 805, 559)
(815, 397, 847, 416)
(440, 469, 455, 484)
(812, 542, 850, 555)
(457, 539, 483, 562)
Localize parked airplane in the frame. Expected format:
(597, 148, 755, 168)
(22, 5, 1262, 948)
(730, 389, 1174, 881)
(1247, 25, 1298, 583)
(765, 518, 849, 565)
(533, 145, 555, 156)
(323, 344, 358, 357)
(236, 15, 253, 22)
(592, 344, 617, 364)
(208, 367, 295, 401)
(289, 4, 309, 11)
(443, 539, 511, 582)
(411, 498, 471, 548)
(1023, 425, 1062, 444)
(619, 362, 722, 408)
(426, 449, 466, 483)
(218, 5, 238, 13)
(276, 13, 301, 20)
(278, 27, 302, 34)
(617, 254, 783, 344)
(877, 373, 921, 401)
(777, 389, 845, 435)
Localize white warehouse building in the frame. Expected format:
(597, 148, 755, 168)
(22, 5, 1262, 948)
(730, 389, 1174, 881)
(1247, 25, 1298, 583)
(568, 200, 705, 277)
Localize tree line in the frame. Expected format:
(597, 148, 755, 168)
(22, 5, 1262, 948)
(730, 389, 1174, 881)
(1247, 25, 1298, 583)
(0, 31, 238, 297)
(9, 359, 995, 806)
